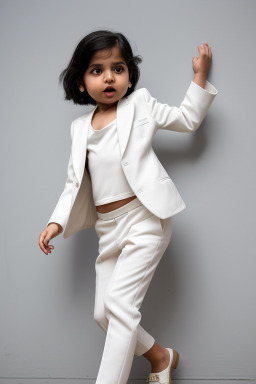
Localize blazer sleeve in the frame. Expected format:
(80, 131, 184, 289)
(45, 121, 75, 233)
(143, 80, 218, 133)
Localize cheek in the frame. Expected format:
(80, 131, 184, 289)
(123, 71, 130, 81)
(119, 75, 130, 88)
(84, 73, 95, 85)
(85, 77, 100, 93)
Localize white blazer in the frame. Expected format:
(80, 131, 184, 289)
(46, 80, 218, 239)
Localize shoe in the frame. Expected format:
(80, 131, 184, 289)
(146, 348, 179, 384)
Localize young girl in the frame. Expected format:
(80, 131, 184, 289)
(39, 30, 218, 384)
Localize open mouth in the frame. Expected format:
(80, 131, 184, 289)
(104, 88, 116, 97)
(104, 88, 115, 92)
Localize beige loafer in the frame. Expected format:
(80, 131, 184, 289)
(146, 348, 179, 384)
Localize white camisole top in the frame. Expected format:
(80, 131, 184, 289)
(87, 118, 136, 206)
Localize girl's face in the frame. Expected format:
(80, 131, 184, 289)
(82, 45, 130, 110)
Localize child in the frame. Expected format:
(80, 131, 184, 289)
(39, 30, 218, 384)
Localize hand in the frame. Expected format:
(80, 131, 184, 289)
(192, 42, 212, 78)
(38, 223, 62, 255)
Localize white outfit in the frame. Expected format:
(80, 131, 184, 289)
(46, 81, 218, 239)
(94, 196, 172, 384)
(45, 80, 218, 384)
(87, 119, 135, 206)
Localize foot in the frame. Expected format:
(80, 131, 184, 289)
(150, 347, 170, 373)
(147, 348, 179, 383)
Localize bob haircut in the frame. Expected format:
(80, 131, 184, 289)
(59, 30, 143, 106)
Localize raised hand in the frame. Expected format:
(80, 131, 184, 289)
(192, 42, 212, 78)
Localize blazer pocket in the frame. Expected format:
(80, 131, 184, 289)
(159, 176, 171, 182)
(133, 117, 150, 128)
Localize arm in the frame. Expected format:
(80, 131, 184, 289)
(46, 121, 75, 234)
(193, 72, 207, 89)
(143, 79, 218, 133)
(46, 222, 63, 234)
(143, 41, 218, 133)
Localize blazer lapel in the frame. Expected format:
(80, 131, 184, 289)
(117, 94, 134, 158)
(72, 93, 134, 185)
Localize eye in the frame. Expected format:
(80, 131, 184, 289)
(115, 66, 124, 73)
(91, 66, 125, 75)
(92, 68, 101, 74)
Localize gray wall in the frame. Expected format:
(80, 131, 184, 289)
(1, 0, 255, 382)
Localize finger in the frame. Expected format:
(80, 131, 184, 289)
(192, 56, 198, 64)
(202, 43, 207, 53)
(200, 46, 206, 56)
(44, 238, 54, 254)
(43, 234, 51, 248)
(39, 233, 47, 253)
(205, 43, 210, 55)
(203, 42, 210, 57)
(199, 44, 206, 54)
(46, 244, 54, 253)
(39, 239, 48, 254)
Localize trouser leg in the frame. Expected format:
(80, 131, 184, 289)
(94, 247, 155, 356)
(94, 203, 172, 384)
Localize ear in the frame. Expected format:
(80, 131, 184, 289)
(76, 77, 85, 92)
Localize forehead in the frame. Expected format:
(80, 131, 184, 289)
(89, 45, 125, 64)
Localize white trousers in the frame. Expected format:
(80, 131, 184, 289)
(94, 197, 172, 384)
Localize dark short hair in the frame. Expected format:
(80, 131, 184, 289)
(59, 30, 143, 106)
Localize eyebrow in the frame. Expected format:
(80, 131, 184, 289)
(88, 61, 126, 69)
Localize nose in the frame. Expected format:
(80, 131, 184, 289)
(104, 69, 114, 83)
